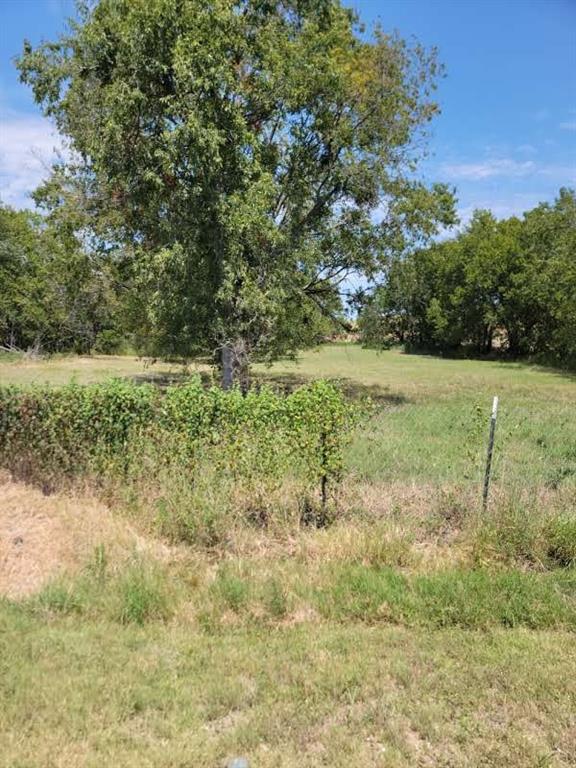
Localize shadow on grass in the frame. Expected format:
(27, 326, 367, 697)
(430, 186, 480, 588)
(129, 353, 411, 406)
(398, 345, 576, 380)
(130, 369, 215, 388)
(255, 370, 410, 406)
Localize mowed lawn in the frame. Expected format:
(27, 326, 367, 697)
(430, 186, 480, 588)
(2, 614, 575, 768)
(0, 353, 205, 387)
(1, 345, 576, 767)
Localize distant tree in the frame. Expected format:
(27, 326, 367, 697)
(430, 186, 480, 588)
(359, 189, 576, 368)
(18, 0, 455, 386)
(515, 188, 576, 363)
(0, 201, 119, 354)
(0, 204, 52, 352)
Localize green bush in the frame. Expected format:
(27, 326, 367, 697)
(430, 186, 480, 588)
(0, 379, 158, 480)
(0, 378, 355, 538)
(93, 329, 126, 355)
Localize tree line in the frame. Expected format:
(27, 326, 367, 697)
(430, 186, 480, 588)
(359, 189, 576, 368)
(0, 203, 121, 355)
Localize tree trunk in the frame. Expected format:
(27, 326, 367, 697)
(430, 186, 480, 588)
(221, 345, 234, 390)
(221, 338, 250, 391)
(485, 325, 493, 354)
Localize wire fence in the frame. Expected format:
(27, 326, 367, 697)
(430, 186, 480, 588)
(349, 392, 576, 511)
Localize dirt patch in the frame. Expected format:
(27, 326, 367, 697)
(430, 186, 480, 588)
(0, 476, 162, 599)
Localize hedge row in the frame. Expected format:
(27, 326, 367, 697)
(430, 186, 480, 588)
(0, 378, 355, 494)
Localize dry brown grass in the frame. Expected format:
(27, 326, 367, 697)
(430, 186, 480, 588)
(2, 469, 574, 604)
(0, 475, 169, 599)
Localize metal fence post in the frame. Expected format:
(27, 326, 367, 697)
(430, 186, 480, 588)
(482, 395, 499, 512)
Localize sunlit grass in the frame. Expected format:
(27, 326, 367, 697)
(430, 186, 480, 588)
(261, 344, 576, 490)
(2, 605, 575, 767)
(0, 353, 205, 387)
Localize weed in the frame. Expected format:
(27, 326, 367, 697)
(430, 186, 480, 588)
(213, 568, 250, 613)
(87, 543, 108, 583)
(116, 560, 173, 625)
(546, 515, 576, 567)
(35, 580, 83, 615)
(315, 565, 576, 629)
(470, 500, 576, 570)
(262, 578, 288, 619)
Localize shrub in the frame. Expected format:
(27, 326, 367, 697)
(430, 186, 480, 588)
(93, 329, 125, 355)
(0, 379, 158, 481)
(0, 377, 355, 541)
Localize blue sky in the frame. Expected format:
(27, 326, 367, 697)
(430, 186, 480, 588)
(1, 0, 575, 223)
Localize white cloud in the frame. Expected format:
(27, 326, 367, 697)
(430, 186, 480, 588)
(441, 158, 536, 181)
(0, 111, 63, 209)
(440, 156, 576, 185)
(455, 193, 550, 228)
(559, 120, 576, 131)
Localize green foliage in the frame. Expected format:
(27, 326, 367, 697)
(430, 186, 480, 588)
(0, 379, 158, 480)
(360, 189, 576, 367)
(18, 0, 455, 377)
(0, 202, 123, 355)
(93, 329, 125, 355)
(0, 377, 355, 526)
(0, 204, 48, 351)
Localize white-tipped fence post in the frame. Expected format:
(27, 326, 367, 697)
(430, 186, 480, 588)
(482, 396, 499, 512)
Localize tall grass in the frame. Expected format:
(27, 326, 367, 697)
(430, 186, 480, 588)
(30, 553, 176, 625)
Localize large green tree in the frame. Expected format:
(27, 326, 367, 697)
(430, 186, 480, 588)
(18, 0, 454, 385)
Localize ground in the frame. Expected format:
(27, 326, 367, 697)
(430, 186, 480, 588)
(1, 345, 575, 767)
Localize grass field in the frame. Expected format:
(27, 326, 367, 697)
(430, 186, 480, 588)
(1, 344, 575, 766)
(261, 344, 576, 489)
(0, 353, 203, 387)
(2, 616, 575, 767)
